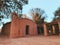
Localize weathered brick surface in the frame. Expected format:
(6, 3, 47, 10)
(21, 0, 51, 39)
(1, 22, 11, 36)
(2, 13, 37, 38)
(10, 18, 37, 38)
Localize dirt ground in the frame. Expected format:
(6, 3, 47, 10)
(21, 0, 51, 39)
(0, 35, 60, 45)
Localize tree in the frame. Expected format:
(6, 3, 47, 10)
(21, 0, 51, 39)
(30, 8, 45, 24)
(54, 8, 60, 20)
(0, 0, 28, 18)
(0, 15, 4, 21)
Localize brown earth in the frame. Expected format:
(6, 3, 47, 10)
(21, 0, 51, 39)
(0, 35, 60, 45)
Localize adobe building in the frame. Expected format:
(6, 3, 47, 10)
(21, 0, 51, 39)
(35, 19, 60, 36)
(45, 19, 60, 35)
(1, 12, 37, 38)
(1, 12, 60, 38)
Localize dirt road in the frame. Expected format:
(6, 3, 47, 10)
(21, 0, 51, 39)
(0, 36, 60, 45)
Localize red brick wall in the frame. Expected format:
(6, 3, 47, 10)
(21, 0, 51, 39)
(58, 21, 60, 31)
(10, 17, 19, 38)
(1, 23, 11, 36)
(18, 18, 37, 36)
(10, 18, 37, 38)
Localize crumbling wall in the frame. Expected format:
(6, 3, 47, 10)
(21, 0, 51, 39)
(1, 22, 11, 36)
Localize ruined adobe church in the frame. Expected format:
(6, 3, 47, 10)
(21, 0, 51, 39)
(1, 12, 60, 38)
(1, 12, 37, 38)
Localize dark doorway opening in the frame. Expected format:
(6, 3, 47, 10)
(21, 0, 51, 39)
(37, 27, 40, 34)
(47, 25, 53, 35)
(54, 24, 59, 35)
(26, 25, 29, 35)
(37, 26, 44, 35)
